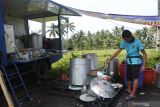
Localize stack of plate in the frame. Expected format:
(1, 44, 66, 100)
(79, 93, 96, 102)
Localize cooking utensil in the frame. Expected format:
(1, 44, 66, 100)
(87, 89, 98, 97)
(70, 58, 91, 85)
(69, 84, 83, 90)
(111, 83, 123, 88)
(79, 93, 96, 102)
(82, 53, 98, 70)
(90, 77, 116, 98)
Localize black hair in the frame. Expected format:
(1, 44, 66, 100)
(122, 30, 132, 38)
(122, 30, 135, 43)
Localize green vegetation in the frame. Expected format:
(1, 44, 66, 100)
(47, 18, 157, 50)
(47, 18, 159, 78)
(51, 49, 160, 77)
(65, 26, 157, 50)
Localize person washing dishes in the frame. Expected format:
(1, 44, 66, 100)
(88, 30, 147, 100)
(107, 29, 147, 100)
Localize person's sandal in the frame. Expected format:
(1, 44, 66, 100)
(125, 95, 135, 101)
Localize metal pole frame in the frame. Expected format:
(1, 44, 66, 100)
(0, 0, 7, 66)
(58, 15, 62, 50)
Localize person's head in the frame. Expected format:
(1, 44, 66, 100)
(122, 30, 134, 43)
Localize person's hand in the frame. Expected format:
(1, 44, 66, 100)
(102, 75, 111, 81)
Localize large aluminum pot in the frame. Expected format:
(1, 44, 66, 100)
(70, 58, 91, 85)
(82, 53, 98, 70)
(90, 77, 116, 98)
(106, 58, 119, 81)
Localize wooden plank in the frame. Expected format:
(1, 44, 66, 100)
(0, 70, 14, 107)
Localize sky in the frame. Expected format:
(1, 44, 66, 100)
(29, 0, 158, 37)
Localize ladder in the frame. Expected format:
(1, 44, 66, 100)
(0, 63, 32, 107)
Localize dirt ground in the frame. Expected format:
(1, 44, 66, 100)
(1, 75, 160, 107)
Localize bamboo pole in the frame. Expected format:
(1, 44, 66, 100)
(0, 70, 14, 107)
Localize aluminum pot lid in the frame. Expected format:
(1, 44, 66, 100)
(90, 77, 116, 98)
(79, 93, 96, 102)
(87, 89, 98, 97)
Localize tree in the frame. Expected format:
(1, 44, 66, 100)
(134, 27, 156, 48)
(72, 30, 86, 50)
(111, 26, 124, 48)
(67, 26, 156, 50)
(47, 23, 58, 37)
(86, 31, 93, 49)
(63, 17, 76, 39)
(112, 26, 124, 36)
(47, 18, 75, 38)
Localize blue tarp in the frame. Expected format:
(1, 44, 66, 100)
(69, 7, 160, 26)
(106, 14, 160, 26)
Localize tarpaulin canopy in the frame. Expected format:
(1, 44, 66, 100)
(69, 7, 160, 26)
